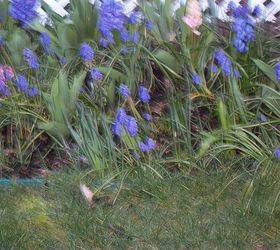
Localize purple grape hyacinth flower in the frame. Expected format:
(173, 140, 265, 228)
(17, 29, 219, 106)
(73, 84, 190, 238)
(252, 5, 262, 17)
(145, 20, 153, 31)
(227, 1, 237, 11)
(121, 46, 129, 55)
(139, 137, 156, 153)
(23, 48, 39, 69)
(211, 64, 218, 74)
(116, 108, 127, 124)
(0, 80, 10, 96)
(59, 56, 67, 66)
(90, 69, 103, 81)
(0, 35, 4, 46)
(99, 38, 110, 48)
(9, 0, 38, 26)
(119, 83, 131, 98)
(274, 61, 280, 82)
(257, 113, 267, 122)
(138, 86, 151, 103)
(130, 32, 140, 44)
(98, 0, 126, 46)
(17, 74, 29, 92)
(80, 43, 94, 62)
(145, 137, 156, 151)
(274, 147, 280, 161)
(40, 32, 52, 54)
(214, 49, 232, 76)
(138, 141, 149, 153)
(125, 115, 138, 137)
(233, 68, 241, 79)
(143, 112, 152, 121)
(230, 5, 256, 53)
(128, 12, 139, 24)
(27, 86, 39, 97)
(120, 30, 130, 42)
(3, 66, 14, 81)
(192, 74, 202, 86)
(112, 121, 123, 137)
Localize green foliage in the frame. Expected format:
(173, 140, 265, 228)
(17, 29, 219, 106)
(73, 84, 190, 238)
(66, 104, 117, 175)
(39, 71, 86, 140)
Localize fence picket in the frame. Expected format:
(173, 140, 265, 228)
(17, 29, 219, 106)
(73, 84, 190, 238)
(37, 0, 280, 24)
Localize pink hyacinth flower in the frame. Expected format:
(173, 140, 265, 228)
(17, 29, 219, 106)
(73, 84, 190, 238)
(182, 0, 203, 36)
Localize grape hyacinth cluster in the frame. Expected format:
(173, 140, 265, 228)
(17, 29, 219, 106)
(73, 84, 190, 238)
(23, 48, 40, 69)
(274, 61, 280, 83)
(16, 74, 39, 97)
(98, 0, 126, 46)
(98, 0, 143, 51)
(228, 2, 259, 53)
(0, 64, 38, 98)
(213, 48, 240, 78)
(80, 43, 94, 63)
(113, 84, 156, 156)
(40, 32, 52, 55)
(138, 137, 156, 153)
(112, 107, 138, 137)
(9, 0, 38, 26)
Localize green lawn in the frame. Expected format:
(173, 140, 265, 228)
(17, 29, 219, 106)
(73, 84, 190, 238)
(0, 170, 280, 249)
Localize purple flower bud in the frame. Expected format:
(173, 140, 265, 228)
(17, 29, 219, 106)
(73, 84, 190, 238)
(139, 141, 149, 153)
(119, 83, 131, 98)
(138, 86, 150, 103)
(80, 42, 94, 62)
(125, 115, 138, 137)
(116, 108, 127, 124)
(112, 121, 122, 137)
(274, 147, 280, 161)
(211, 64, 218, 74)
(27, 86, 39, 97)
(17, 74, 29, 92)
(274, 61, 280, 83)
(0, 80, 10, 96)
(128, 12, 139, 24)
(143, 112, 152, 121)
(145, 20, 153, 31)
(252, 5, 262, 17)
(233, 68, 241, 79)
(90, 69, 103, 81)
(138, 137, 156, 153)
(257, 113, 267, 122)
(23, 48, 40, 69)
(40, 32, 52, 54)
(192, 74, 202, 86)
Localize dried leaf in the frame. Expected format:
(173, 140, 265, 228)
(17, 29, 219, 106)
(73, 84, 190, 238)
(150, 101, 168, 115)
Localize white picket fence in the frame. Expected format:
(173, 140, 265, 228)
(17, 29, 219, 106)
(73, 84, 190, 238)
(38, 0, 280, 25)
